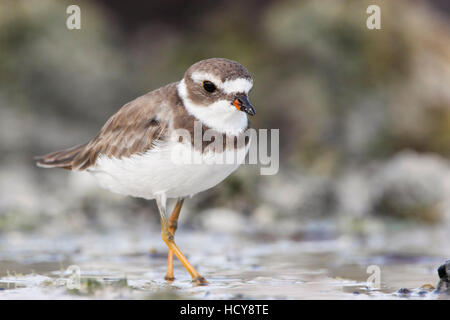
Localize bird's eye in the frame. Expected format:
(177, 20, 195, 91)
(203, 81, 216, 93)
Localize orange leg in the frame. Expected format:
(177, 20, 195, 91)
(165, 198, 184, 281)
(156, 195, 207, 285)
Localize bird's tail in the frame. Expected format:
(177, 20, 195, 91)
(34, 144, 87, 170)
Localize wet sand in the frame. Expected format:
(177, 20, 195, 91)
(0, 223, 448, 299)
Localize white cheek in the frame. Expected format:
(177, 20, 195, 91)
(177, 79, 248, 135)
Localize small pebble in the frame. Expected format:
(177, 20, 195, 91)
(397, 288, 411, 295)
(418, 291, 428, 297)
(419, 284, 435, 291)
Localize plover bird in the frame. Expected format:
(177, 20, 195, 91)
(35, 58, 256, 285)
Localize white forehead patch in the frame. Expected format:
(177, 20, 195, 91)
(222, 78, 253, 94)
(190, 71, 253, 94)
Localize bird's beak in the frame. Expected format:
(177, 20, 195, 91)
(233, 95, 256, 116)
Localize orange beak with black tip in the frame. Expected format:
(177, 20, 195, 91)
(233, 94, 256, 116)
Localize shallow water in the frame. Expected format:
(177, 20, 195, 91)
(0, 223, 448, 300)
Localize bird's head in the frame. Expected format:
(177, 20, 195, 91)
(177, 58, 255, 135)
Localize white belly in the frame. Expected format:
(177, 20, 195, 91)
(88, 141, 249, 200)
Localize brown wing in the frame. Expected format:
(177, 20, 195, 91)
(35, 90, 171, 171)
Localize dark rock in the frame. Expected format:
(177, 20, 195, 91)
(435, 260, 450, 294)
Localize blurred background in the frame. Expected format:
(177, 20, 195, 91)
(0, 0, 450, 298)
